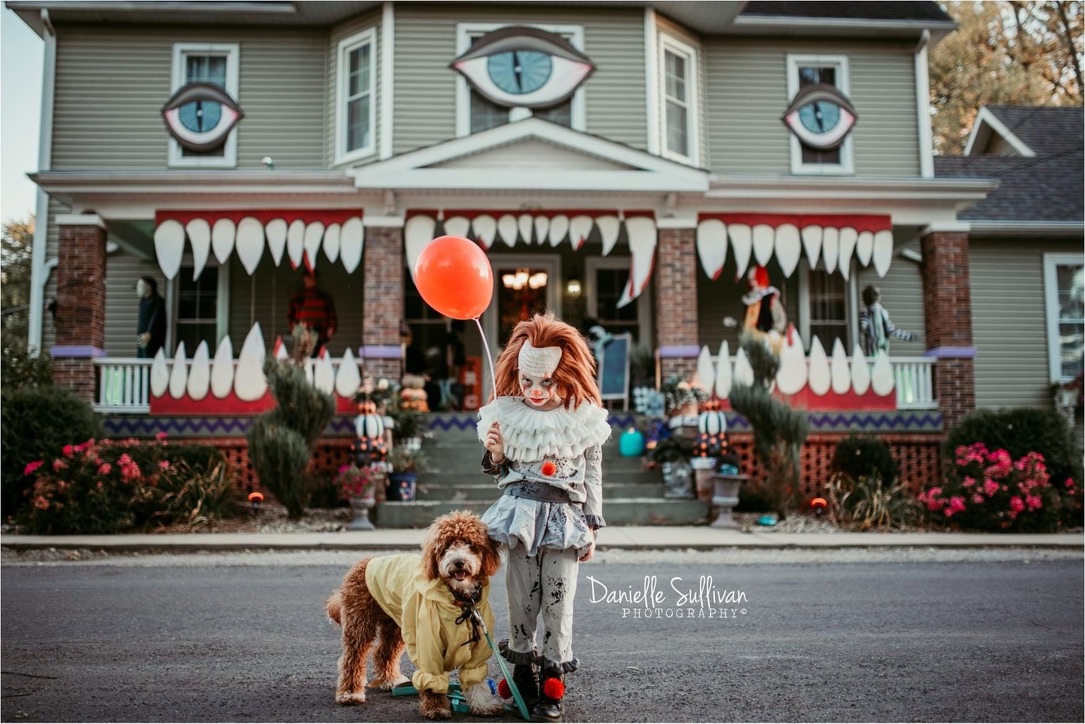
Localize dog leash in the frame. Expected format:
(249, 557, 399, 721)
(467, 608, 532, 721)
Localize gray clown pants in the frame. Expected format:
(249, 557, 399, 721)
(506, 546, 580, 668)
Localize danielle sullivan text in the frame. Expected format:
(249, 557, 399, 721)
(586, 575, 749, 612)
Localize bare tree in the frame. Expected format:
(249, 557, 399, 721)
(930, 1, 1083, 154)
(1, 217, 35, 353)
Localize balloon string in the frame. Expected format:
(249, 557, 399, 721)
(474, 317, 498, 401)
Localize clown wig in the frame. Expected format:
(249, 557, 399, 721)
(492, 312, 601, 409)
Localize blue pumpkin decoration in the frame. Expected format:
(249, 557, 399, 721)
(619, 428, 646, 457)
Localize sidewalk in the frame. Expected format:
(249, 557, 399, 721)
(2, 528, 1082, 553)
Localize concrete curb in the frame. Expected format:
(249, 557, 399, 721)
(3, 529, 1083, 553)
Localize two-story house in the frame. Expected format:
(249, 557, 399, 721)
(9, 1, 1005, 491)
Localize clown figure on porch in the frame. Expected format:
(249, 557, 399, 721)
(741, 265, 787, 353)
(477, 313, 611, 723)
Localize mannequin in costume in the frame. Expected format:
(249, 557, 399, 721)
(477, 313, 611, 723)
(741, 265, 787, 352)
(858, 284, 917, 356)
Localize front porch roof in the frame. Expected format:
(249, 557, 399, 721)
(348, 117, 711, 194)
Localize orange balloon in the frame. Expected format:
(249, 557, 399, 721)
(413, 235, 494, 320)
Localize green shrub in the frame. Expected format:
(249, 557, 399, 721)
(944, 408, 1082, 526)
(248, 420, 313, 518)
(826, 472, 919, 531)
(1, 348, 54, 390)
(131, 459, 237, 530)
(246, 360, 336, 519)
(734, 482, 775, 513)
(831, 435, 900, 486)
(1, 386, 101, 519)
(729, 334, 809, 517)
(16, 438, 232, 534)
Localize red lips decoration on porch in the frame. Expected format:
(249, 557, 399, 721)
(413, 235, 494, 320)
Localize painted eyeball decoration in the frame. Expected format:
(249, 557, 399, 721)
(161, 82, 244, 152)
(450, 26, 595, 109)
(781, 83, 858, 150)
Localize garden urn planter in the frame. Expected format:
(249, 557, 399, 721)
(347, 494, 377, 531)
(711, 474, 748, 528)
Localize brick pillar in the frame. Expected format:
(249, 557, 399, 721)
(362, 225, 405, 380)
(920, 229, 976, 429)
(51, 215, 108, 402)
(653, 225, 699, 383)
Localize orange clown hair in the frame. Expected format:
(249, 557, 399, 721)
(492, 312, 601, 409)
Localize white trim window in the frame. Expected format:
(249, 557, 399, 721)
(658, 34, 699, 165)
(336, 28, 378, 164)
(455, 23, 586, 138)
(1043, 253, 1084, 383)
(798, 262, 856, 351)
(167, 261, 230, 353)
(786, 54, 854, 175)
(169, 43, 240, 168)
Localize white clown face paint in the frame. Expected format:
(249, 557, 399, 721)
(520, 371, 562, 410)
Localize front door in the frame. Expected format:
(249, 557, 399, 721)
(482, 255, 561, 385)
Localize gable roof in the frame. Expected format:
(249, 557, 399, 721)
(741, 2, 952, 23)
(348, 117, 709, 193)
(935, 106, 1084, 224)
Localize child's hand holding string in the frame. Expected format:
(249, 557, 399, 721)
(484, 421, 504, 464)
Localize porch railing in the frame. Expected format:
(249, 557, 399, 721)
(94, 355, 937, 414)
(707, 354, 937, 410)
(93, 357, 362, 414)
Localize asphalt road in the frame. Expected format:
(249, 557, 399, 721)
(1, 548, 1082, 723)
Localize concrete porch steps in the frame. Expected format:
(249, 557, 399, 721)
(375, 417, 710, 528)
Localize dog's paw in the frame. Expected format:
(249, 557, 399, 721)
(469, 701, 504, 716)
(465, 684, 504, 716)
(335, 692, 366, 705)
(371, 676, 410, 691)
(419, 691, 452, 720)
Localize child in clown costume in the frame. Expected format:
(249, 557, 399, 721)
(477, 313, 611, 723)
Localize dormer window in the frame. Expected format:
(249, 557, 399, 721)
(786, 54, 854, 175)
(455, 23, 586, 137)
(168, 43, 240, 168)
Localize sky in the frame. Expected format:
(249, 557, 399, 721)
(1, 5, 44, 226)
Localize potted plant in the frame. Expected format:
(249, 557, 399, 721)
(389, 407, 424, 451)
(659, 375, 709, 420)
(386, 446, 429, 502)
(335, 464, 381, 530)
(647, 430, 694, 499)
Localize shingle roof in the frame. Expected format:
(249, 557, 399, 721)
(935, 106, 1084, 223)
(740, 2, 952, 23)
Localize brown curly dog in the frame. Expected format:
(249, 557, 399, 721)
(326, 510, 503, 719)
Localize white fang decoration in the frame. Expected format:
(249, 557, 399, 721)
(153, 220, 185, 281)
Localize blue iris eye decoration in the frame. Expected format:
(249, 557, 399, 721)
(451, 25, 595, 109)
(781, 83, 858, 150)
(161, 82, 244, 152)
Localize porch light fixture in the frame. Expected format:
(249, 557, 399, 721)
(566, 278, 582, 297)
(502, 269, 548, 290)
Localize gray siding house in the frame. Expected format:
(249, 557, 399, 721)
(11, 0, 1044, 491)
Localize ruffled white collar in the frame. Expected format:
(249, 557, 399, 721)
(477, 397, 611, 462)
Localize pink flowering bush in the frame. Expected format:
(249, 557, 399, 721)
(919, 443, 1072, 532)
(17, 437, 234, 534)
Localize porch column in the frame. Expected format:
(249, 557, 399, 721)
(654, 224, 699, 383)
(361, 225, 404, 379)
(920, 228, 976, 429)
(51, 214, 108, 402)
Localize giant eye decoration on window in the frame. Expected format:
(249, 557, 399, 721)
(450, 26, 595, 109)
(161, 82, 245, 152)
(781, 83, 858, 150)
